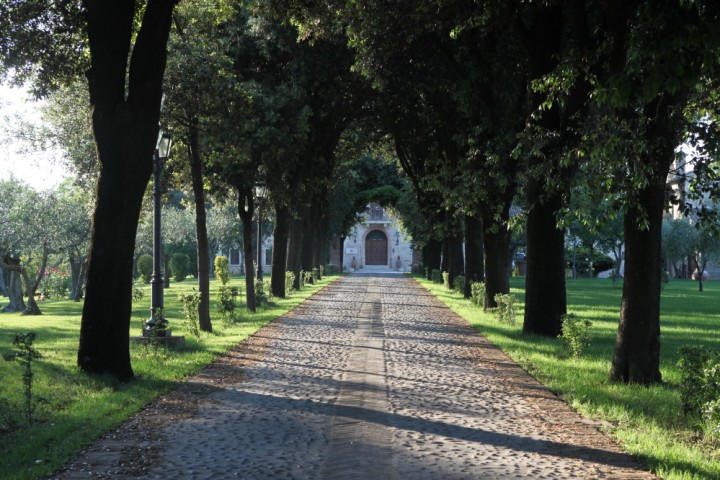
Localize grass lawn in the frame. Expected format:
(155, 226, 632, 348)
(416, 275, 720, 480)
(0, 274, 337, 480)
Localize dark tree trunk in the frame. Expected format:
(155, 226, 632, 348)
(440, 237, 450, 274)
(69, 252, 87, 301)
(271, 203, 290, 298)
(424, 238, 442, 280)
(338, 234, 346, 273)
(188, 121, 212, 332)
(464, 214, 484, 298)
(610, 180, 665, 384)
(237, 188, 256, 312)
(523, 192, 567, 337)
(301, 214, 315, 285)
(0, 266, 6, 297)
(482, 213, 511, 309)
(447, 233, 464, 290)
(23, 245, 49, 316)
(77, 0, 176, 382)
(287, 218, 303, 290)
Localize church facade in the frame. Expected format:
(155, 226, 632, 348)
(330, 204, 420, 272)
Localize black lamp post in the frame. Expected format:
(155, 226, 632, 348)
(144, 129, 173, 337)
(255, 184, 267, 282)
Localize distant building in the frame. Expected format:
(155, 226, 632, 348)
(329, 204, 420, 272)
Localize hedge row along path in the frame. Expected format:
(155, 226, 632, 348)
(51, 272, 656, 479)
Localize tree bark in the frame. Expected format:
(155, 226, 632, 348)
(1, 256, 26, 313)
(188, 120, 212, 332)
(237, 188, 256, 312)
(446, 232, 464, 290)
(482, 212, 511, 309)
(287, 218, 303, 290)
(301, 213, 316, 285)
(440, 237, 450, 274)
(424, 238, 442, 280)
(23, 245, 49, 316)
(523, 192, 567, 336)
(610, 180, 664, 384)
(464, 214, 484, 298)
(78, 0, 176, 382)
(271, 202, 290, 298)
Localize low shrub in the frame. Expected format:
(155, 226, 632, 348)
(41, 267, 70, 299)
(492, 293, 516, 326)
(255, 279, 267, 305)
(285, 271, 295, 296)
(559, 313, 592, 358)
(214, 256, 230, 285)
(470, 282, 485, 308)
(442, 271, 450, 288)
(178, 290, 201, 338)
(453, 275, 465, 293)
(431, 269, 442, 284)
(678, 345, 720, 440)
(216, 286, 239, 323)
(170, 253, 191, 282)
(137, 254, 153, 284)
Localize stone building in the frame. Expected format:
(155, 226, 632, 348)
(329, 204, 420, 272)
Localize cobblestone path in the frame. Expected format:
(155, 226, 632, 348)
(53, 273, 656, 479)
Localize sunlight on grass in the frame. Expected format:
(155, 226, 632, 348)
(417, 276, 720, 480)
(0, 274, 337, 480)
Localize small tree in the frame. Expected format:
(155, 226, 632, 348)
(169, 252, 190, 282)
(214, 256, 230, 285)
(136, 254, 153, 284)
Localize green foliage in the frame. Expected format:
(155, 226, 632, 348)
(214, 256, 230, 285)
(312, 267, 320, 282)
(136, 254, 153, 284)
(559, 314, 592, 358)
(442, 271, 450, 289)
(41, 266, 71, 299)
(216, 286, 239, 323)
(470, 281, 486, 308)
(324, 264, 336, 275)
(492, 294, 516, 326)
(303, 270, 313, 286)
(178, 291, 202, 338)
(169, 253, 191, 282)
(3, 332, 43, 426)
(453, 275, 465, 293)
(431, 269, 442, 284)
(131, 281, 145, 303)
(678, 346, 720, 418)
(285, 271, 295, 296)
(255, 279, 267, 305)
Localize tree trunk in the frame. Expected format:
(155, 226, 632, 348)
(338, 234, 346, 273)
(0, 266, 6, 297)
(464, 214, 484, 298)
(301, 214, 315, 285)
(424, 238, 442, 280)
(440, 237, 450, 274)
(23, 245, 49, 316)
(610, 180, 665, 384)
(1, 256, 26, 313)
(78, 0, 176, 382)
(188, 121, 212, 332)
(237, 188, 256, 312)
(482, 213, 511, 309)
(523, 191, 567, 337)
(271, 203, 290, 298)
(287, 218, 303, 290)
(447, 232, 464, 290)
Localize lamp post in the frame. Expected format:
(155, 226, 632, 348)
(255, 184, 267, 282)
(144, 129, 173, 337)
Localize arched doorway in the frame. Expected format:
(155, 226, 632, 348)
(365, 230, 388, 265)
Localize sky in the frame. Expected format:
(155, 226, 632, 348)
(0, 84, 70, 190)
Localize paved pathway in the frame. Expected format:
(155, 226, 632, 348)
(53, 273, 656, 479)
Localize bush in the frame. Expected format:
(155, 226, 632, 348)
(41, 267, 71, 299)
(255, 279, 267, 305)
(442, 271, 450, 288)
(678, 346, 720, 441)
(131, 281, 145, 303)
(169, 253, 191, 282)
(471, 282, 485, 308)
(325, 264, 336, 275)
(492, 293, 516, 326)
(214, 256, 230, 285)
(453, 275, 465, 293)
(137, 254, 153, 284)
(431, 269, 442, 284)
(216, 286, 239, 323)
(591, 255, 615, 276)
(303, 270, 313, 285)
(558, 314, 592, 358)
(178, 290, 201, 338)
(285, 271, 295, 296)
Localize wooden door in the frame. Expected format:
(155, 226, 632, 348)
(365, 230, 388, 265)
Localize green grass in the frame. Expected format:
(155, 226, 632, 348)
(0, 274, 337, 480)
(416, 276, 720, 480)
